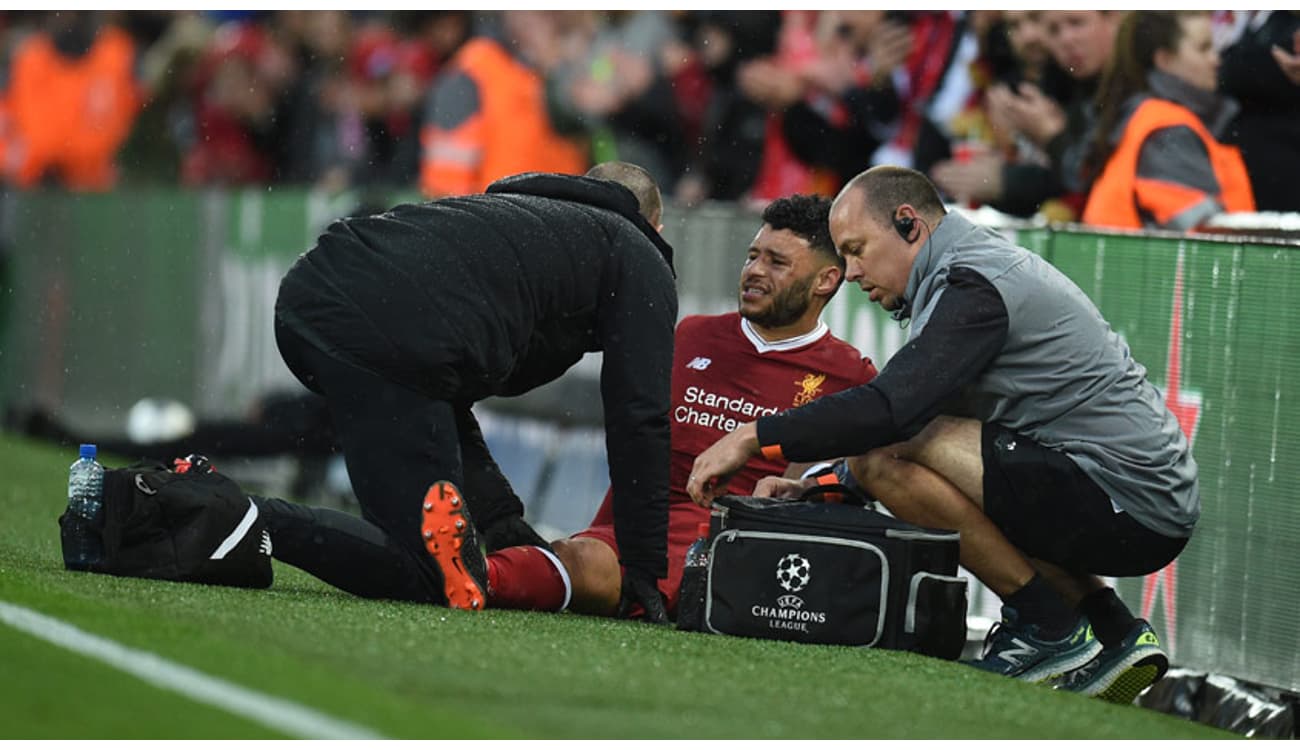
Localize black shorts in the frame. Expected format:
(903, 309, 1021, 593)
(981, 424, 1187, 577)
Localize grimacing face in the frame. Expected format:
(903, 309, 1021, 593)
(739, 224, 823, 329)
(828, 190, 915, 313)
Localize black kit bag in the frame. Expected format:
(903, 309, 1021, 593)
(58, 459, 273, 588)
(677, 488, 967, 659)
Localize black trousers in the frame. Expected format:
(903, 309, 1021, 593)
(260, 322, 524, 602)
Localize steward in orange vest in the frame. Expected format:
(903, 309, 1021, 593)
(1083, 70, 1254, 230)
(419, 27, 587, 197)
(3, 21, 139, 190)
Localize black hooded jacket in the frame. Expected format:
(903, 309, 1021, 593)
(275, 172, 677, 578)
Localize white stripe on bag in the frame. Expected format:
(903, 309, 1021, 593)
(210, 498, 259, 560)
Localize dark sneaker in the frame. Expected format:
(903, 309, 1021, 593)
(1052, 619, 1169, 704)
(965, 606, 1102, 683)
(421, 481, 488, 610)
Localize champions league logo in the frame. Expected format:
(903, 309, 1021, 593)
(777, 594, 805, 609)
(752, 553, 826, 632)
(776, 553, 811, 593)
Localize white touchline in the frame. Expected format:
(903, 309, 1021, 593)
(0, 600, 385, 740)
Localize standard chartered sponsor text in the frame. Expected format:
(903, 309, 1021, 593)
(677, 386, 779, 431)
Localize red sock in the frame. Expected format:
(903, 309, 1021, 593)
(486, 545, 571, 611)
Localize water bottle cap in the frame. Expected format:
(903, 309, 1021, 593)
(79, 444, 97, 459)
(697, 522, 710, 537)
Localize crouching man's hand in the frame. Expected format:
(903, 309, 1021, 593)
(753, 475, 814, 499)
(687, 421, 760, 508)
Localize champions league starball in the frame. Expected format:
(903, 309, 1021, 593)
(776, 553, 811, 593)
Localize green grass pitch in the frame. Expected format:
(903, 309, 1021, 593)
(0, 434, 1232, 739)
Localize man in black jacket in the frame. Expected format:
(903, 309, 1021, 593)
(258, 162, 676, 622)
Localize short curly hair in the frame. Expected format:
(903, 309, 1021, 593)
(760, 194, 840, 268)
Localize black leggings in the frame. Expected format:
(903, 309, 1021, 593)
(261, 324, 523, 601)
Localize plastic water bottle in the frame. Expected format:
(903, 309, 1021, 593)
(676, 521, 712, 630)
(64, 444, 105, 571)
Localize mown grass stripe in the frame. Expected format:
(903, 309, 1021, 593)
(0, 600, 385, 740)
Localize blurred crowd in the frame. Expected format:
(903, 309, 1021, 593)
(1, 10, 1297, 227)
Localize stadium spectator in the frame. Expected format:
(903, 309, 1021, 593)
(673, 11, 782, 204)
(264, 10, 374, 189)
(1000, 10, 1052, 83)
(345, 11, 471, 187)
(419, 11, 587, 197)
(2, 11, 140, 190)
(780, 10, 993, 198)
(865, 11, 970, 174)
(1082, 11, 1255, 230)
(929, 11, 1078, 218)
(1218, 11, 1300, 212)
(483, 194, 877, 617)
(179, 20, 293, 185)
(116, 12, 215, 183)
(736, 10, 848, 205)
(777, 11, 911, 196)
(657, 12, 713, 183)
(913, 11, 1005, 174)
(548, 11, 684, 192)
(971, 10, 1122, 220)
(689, 167, 1198, 704)
(258, 162, 676, 621)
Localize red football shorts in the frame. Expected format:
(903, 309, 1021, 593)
(572, 495, 709, 617)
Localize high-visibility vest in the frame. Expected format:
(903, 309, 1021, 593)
(4, 26, 139, 190)
(0, 98, 12, 177)
(1083, 98, 1255, 229)
(420, 38, 587, 197)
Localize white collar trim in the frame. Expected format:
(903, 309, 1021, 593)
(740, 317, 829, 353)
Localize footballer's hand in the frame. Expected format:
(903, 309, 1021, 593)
(754, 475, 813, 499)
(687, 422, 760, 508)
(617, 569, 668, 624)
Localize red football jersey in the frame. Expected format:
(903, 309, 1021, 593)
(667, 312, 877, 502)
(588, 312, 877, 522)
(576, 312, 877, 609)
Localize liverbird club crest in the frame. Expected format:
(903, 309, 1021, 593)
(793, 373, 826, 406)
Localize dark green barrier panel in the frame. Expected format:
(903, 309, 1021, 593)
(1046, 232, 1300, 690)
(1, 190, 202, 431)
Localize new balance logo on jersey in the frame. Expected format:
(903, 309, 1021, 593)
(686, 357, 712, 371)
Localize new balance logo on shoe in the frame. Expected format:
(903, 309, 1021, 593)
(259, 530, 273, 556)
(997, 638, 1040, 668)
(686, 357, 712, 371)
(965, 608, 1101, 683)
